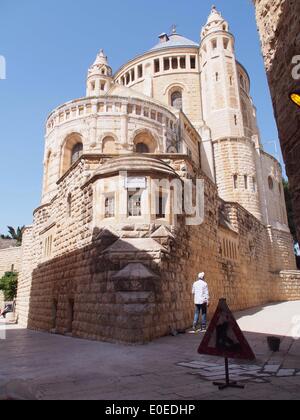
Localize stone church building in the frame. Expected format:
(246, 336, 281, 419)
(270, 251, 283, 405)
(15, 6, 300, 343)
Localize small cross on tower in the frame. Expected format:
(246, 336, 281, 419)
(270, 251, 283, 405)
(171, 24, 177, 35)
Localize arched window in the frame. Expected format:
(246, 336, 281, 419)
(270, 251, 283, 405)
(71, 143, 83, 165)
(171, 90, 183, 110)
(136, 143, 150, 154)
(233, 174, 238, 189)
(67, 193, 72, 218)
(268, 176, 274, 190)
(61, 134, 83, 175)
(133, 131, 157, 154)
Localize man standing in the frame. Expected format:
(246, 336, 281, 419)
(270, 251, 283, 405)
(192, 273, 210, 332)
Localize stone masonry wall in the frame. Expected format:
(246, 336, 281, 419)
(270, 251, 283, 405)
(0, 246, 22, 309)
(272, 271, 300, 302)
(16, 156, 297, 343)
(254, 0, 300, 240)
(15, 227, 34, 326)
(0, 247, 22, 278)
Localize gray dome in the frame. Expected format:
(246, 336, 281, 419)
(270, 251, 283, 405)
(150, 33, 199, 51)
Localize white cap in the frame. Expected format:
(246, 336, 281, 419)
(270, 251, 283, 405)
(198, 272, 205, 280)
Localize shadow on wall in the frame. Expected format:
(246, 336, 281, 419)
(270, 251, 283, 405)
(26, 224, 197, 344)
(258, 0, 300, 242)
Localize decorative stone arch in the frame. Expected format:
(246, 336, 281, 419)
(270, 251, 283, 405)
(132, 129, 159, 154)
(164, 82, 190, 96)
(101, 133, 118, 154)
(60, 132, 84, 176)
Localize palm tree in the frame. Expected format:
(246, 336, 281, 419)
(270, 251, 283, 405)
(7, 226, 25, 246)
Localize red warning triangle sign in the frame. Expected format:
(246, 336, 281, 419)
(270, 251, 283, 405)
(198, 299, 256, 361)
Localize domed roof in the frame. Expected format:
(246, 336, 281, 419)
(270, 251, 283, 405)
(150, 33, 199, 51)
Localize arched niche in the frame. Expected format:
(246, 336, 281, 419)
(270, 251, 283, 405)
(102, 136, 117, 154)
(133, 131, 157, 154)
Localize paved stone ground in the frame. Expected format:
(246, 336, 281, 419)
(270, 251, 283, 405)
(0, 301, 300, 400)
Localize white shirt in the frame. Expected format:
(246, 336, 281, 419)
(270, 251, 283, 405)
(192, 279, 209, 305)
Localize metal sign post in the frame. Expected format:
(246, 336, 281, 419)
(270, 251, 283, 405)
(213, 358, 245, 391)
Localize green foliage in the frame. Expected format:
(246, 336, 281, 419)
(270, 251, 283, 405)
(283, 179, 297, 241)
(0, 234, 11, 240)
(6, 226, 25, 246)
(0, 272, 18, 301)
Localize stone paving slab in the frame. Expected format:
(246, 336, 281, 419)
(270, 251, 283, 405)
(0, 302, 300, 400)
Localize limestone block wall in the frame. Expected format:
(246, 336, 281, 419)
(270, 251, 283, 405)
(213, 138, 262, 220)
(272, 271, 300, 302)
(267, 227, 296, 273)
(254, 0, 300, 241)
(0, 247, 22, 278)
(16, 155, 298, 344)
(260, 151, 288, 228)
(113, 48, 203, 128)
(216, 202, 273, 309)
(43, 96, 179, 204)
(15, 227, 33, 326)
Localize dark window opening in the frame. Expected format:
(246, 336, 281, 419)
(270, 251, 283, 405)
(105, 196, 115, 218)
(136, 143, 150, 154)
(233, 175, 238, 189)
(268, 176, 274, 190)
(164, 58, 170, 71)
(156, 190, 167, 219)
(71, 143, 83, 165)
(67, 194, 72, 217)
(171, 91, 183, 110)
(190, 56, 196, 69)
(138, 64, 143, 78)
(154, 59, 160, 73)
(223, 38, 229, 49)
(172, 57, 178, 70)
(180, 56, 186, 69)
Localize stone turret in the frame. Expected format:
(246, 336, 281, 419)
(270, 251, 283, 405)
(86, 50, 113, 97)
(200, 6, 263, 221)
(201, 5, 229, 39)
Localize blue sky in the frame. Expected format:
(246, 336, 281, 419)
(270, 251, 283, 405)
(0, 0, 283, 234)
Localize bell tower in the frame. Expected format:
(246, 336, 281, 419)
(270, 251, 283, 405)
(200, 6, 243, 141)
(86, 50, 113, 97)
(200, 6, 263, 221)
